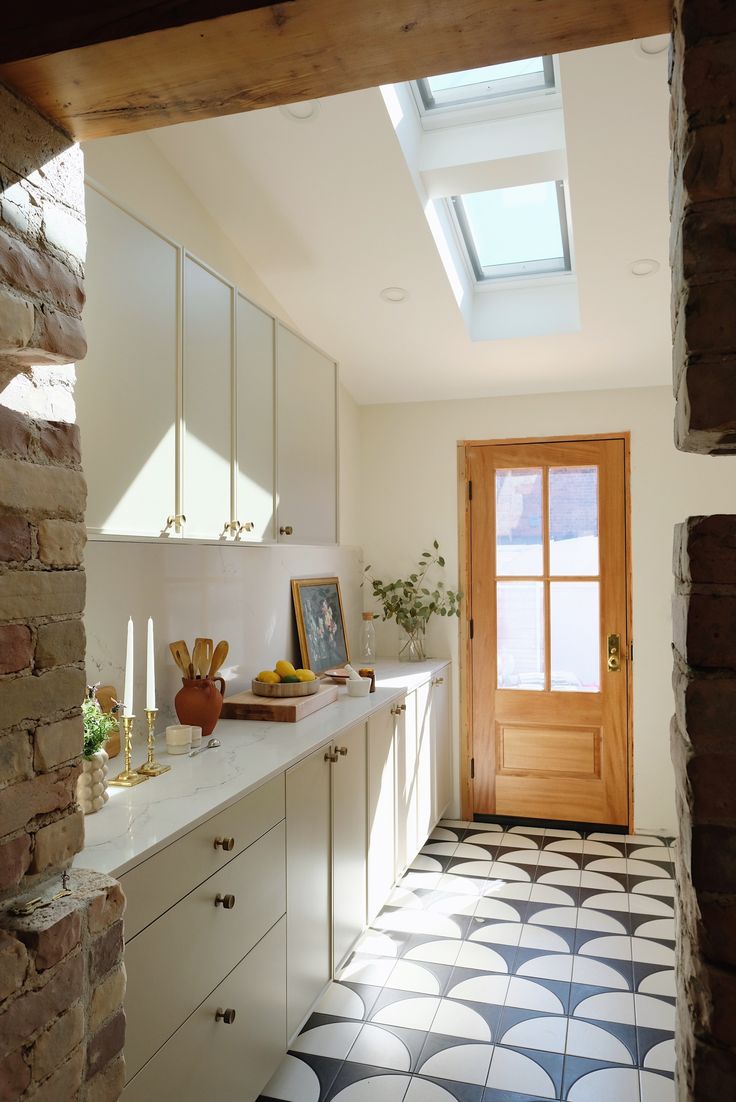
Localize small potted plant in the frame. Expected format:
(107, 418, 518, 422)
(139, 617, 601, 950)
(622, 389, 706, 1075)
(365, 542, 461, 661)
(77, 694, 117, 814)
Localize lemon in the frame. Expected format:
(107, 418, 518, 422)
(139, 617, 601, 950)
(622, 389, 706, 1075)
(275, 660, 296, 678)
(257, 670, 280, 684)
(295, 669, 317, 682)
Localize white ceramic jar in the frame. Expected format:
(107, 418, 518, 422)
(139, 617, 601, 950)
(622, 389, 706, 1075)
(77, 749, 110, 815)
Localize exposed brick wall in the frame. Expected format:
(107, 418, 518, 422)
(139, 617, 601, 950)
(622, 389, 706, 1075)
(671, 1, 736, 1099)
(0, 870, 126, 1102)
(0, 82, 125, 1100)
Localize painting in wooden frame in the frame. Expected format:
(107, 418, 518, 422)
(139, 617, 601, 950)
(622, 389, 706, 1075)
(291, 576, 350, 675)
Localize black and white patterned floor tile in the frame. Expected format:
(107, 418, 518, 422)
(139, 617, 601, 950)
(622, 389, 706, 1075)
(259, 821, 676, 1102)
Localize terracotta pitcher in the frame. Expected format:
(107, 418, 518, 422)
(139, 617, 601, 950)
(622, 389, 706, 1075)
(175, 677, 226, 738)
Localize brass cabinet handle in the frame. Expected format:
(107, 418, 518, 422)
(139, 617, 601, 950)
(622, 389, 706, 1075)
(279, 525, 293, 536)
(399, 703, 407, 711)
(337, 746, 348, 757)
(238, 521, 254, 535)
(215, 1007, 236, 1024)
(215, 893, 235, 909)
(165, 513, 186, 532)
(434, 677, 445, 685)
(324, 749, 339, 763)
(214, 836, 235, 851)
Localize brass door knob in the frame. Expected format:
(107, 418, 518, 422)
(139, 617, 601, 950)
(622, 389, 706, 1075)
(215, 893, 236, 909)
(280, 525, 293, 536)
(214, 836, 235, 851)
(215, 1007, 236, 1024)
(337, 746, 348, 757)
(324, 749, 339, 763)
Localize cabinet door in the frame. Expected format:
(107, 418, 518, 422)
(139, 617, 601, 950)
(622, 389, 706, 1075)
(236, 294, 275, 542)
(332, 723, 367, 971)
(285, 746, 331, 1039)
(79, 187, 177, 536)
(276, 324, 337, 545)
(123, 917, 286, 1102)
(432, 671, 452, 823)
(183, 256, 233, 538)
(394, 693, 418, 875)
(416, 680, 434, 850)
(367, 705, 396, 922)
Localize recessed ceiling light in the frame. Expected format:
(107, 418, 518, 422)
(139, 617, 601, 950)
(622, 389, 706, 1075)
(380, 286, 409, 303)
(638, 35, 671, 56)
(631, 259, 661, 277)
(280, 100, 320, 121)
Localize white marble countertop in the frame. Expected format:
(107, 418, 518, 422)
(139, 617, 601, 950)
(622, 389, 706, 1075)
(76, 658, 450, 878)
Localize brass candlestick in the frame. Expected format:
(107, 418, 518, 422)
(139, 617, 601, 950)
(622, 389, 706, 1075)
(137, 709, 170, 777)
(109, 715, 148, 787)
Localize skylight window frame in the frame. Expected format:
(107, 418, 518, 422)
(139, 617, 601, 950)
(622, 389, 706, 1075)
(449, 180, 573, 285)
(415, 56, 556, 115)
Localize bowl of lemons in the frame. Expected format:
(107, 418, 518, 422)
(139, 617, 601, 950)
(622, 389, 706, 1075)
(252, 661, 319, 697)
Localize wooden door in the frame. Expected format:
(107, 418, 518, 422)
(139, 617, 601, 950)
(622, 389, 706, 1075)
(276, 324, 337, 545)
(331, 723, 367, 971)
(467, 437, 629, 826)
(367, 705, 396, 923)
(285, 747, 331, 1039)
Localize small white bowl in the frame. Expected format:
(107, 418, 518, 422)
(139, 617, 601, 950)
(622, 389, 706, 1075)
(346, 678, 371, 698)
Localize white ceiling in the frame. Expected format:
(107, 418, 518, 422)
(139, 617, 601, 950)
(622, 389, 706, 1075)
(149, 39, 672, 406)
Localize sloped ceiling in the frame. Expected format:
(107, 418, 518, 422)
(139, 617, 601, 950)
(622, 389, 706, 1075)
(147, 39, 671, 405)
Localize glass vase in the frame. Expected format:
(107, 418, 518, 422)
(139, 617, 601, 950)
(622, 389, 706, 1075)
(398, 623, 427, 662)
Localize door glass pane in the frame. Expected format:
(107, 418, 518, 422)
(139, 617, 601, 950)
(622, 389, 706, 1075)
(550, 582, 600, 692)
(549, 467, 599, 576)
(497, 582, 545, 690)
(496, 469, 543, 576)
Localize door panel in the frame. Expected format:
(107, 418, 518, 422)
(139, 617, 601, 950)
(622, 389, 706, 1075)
(468, 438, 629, 826)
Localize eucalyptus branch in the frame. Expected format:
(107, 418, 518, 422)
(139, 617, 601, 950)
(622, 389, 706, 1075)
(364, 541, 462, 636)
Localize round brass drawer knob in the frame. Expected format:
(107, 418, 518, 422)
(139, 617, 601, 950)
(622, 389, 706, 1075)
(215, 1007, 236, 1024)
(279, 525, 293, 536)
(215, 893, 236, 909)
(214, 836, 235, 851)
(337, 746, 348, 757)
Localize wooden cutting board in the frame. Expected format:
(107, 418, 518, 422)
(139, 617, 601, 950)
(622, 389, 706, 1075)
(221, 682, 338, 723)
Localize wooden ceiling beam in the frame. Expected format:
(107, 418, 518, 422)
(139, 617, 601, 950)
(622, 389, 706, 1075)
(0, 0, 673, 142)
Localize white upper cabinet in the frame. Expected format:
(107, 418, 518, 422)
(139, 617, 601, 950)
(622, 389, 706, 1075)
(236, 295, 275, 542)
(276, 325, 337, 545)
(79, 187, 177, 536)
(183, 257, 233, 539)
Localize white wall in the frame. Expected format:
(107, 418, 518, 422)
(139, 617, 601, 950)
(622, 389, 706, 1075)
(359, 385, 736, 834)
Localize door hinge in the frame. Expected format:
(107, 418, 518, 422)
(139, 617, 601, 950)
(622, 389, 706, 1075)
(468, 480, 472, 501)
(629, 641, 634, 664)
(469, 618, 474, 640)
(470, 757, 475, 780)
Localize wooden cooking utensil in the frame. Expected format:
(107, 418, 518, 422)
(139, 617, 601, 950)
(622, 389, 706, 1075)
(208, 640, 229, 679)
(191, 638, 204, 679)
(195, 638, 213, 677)
(169, 640, 191, 676)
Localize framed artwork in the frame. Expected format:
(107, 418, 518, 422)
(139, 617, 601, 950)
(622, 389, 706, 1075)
(292, 576, 350, 674)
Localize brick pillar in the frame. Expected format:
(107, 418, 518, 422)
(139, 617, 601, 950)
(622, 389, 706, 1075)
(671, 1, 736, 1099)
(0, 83, 125, 1098)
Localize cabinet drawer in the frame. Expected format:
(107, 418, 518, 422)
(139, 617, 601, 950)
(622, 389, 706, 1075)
(121, 773, 284, 939)
(124, 916, 286, 1102)
(125, 820, 285, 1080)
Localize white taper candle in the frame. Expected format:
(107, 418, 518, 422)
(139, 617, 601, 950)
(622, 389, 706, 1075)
(123, 617, 134, 716)
(146, 617, 156, 711)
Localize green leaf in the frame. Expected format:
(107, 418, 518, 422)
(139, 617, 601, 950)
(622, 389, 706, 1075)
(433, 539, 439, 550)
(438, 556, 445, 567)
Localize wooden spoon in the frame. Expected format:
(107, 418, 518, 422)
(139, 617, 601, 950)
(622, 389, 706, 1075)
(169, 640, 191, 676)
(208, 640, 229, 679)
(191, 638, 204, 679)
(195, 637, 213, 677)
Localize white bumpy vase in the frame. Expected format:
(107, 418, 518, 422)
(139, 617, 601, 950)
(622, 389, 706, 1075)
(77, 748, 110, 814)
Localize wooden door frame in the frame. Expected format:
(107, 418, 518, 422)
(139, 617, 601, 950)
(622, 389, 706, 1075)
(457, 431, 634, 831)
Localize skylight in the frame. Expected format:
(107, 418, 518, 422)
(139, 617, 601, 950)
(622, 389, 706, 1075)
(450, 181, 571, 282)
(416, 57, 554, 111)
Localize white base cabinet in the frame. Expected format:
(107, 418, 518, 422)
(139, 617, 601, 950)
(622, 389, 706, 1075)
(331, 722, 367, 972)
(123, 917, 286, 1102)
(367, 705, 397, 923)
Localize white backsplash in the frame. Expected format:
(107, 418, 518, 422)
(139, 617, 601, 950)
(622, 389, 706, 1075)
(84, 538, 364, 721)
